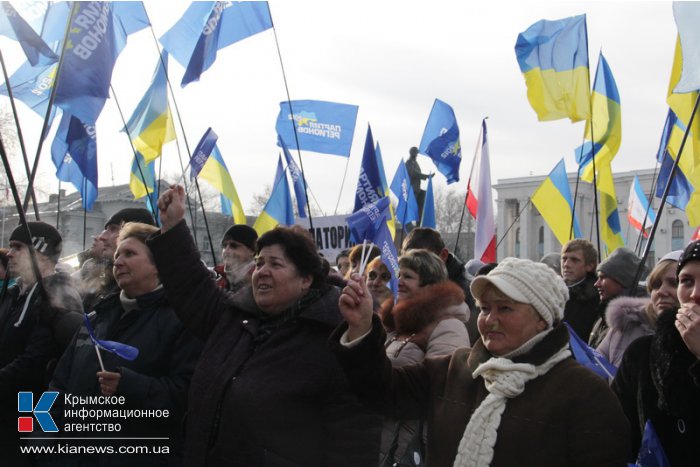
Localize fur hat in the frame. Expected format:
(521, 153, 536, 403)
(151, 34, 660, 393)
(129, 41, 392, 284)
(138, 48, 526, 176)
(9, 221, 62, 258)
(678, 240, 700, 277)
(597, 247, 642, 290)
(222, 224, 258, 252)
(104, 208, 155, 229)
(470, 257, 569, 328)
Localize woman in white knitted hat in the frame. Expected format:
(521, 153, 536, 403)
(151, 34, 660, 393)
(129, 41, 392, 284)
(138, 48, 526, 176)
(333, 257, 630, 467)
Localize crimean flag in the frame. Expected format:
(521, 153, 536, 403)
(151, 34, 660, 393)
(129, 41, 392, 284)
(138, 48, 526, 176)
(465, 119, 496, 263)
(160, 1, 272, 86)
(515, 14, 590, 122)
(627, 176, 655, 238)
(597, 163, 625, 256)
(576, 53, 622, 184)
(531, 158, 582, 245)
(199, 145, 246, 225)
(253, 159, 295, 235)
(124, 55, 177, 163)
(418, 98, 462, 184)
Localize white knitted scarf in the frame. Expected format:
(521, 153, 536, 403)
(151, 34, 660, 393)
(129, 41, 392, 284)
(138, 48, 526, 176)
(452, 343, 571, 467)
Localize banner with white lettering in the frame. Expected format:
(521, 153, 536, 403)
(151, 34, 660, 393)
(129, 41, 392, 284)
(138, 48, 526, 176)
(295, 215, 355, 264)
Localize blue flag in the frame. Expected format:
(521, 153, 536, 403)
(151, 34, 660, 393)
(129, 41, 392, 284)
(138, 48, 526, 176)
(390, 160, 420, 227)
(160, 1, 272, 86)
(418, 98, 462, 184)
(345, 197, 398, 298)
(275, 100, 359, 157)
(50, 112, 98, 211)
(632, 420, 670, 467)
(278, 134, 308, 218)
(0, 2, 57, 66)
(565, 323, 617, 381)
(421, 176, 436, 228)
(655, 110, 693, 209)
(83, 314, 139, 361)
(189, 128, 219, 179)
(353, 126, 384, 212)
(0, 60, 58, 117)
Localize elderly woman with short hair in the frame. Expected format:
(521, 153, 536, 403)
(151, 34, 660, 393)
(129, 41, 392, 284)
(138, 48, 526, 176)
(151, 185, 381, 467)
(333, 257, 630, 466)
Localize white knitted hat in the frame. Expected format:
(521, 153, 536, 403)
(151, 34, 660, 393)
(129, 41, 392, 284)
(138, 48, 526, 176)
(470, 258, 569, 328)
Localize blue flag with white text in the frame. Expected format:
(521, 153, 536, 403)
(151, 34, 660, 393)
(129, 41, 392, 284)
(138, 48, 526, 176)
(275, 100, 359, 157)
(279, 134, 308, 218)
(50, 112, 98, 211)
(160, 1, 272, 86)
(353, 126, 384, 212)
(391, 160, 420, 226)
(189, 128, 219, 179)
(418, 98, 462, 184)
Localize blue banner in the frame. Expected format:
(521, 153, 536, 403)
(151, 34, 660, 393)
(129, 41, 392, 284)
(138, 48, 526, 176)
(390, 160, 420, 226)
(418, 98, 462, 184)
(279, 134, 308, 218)
(189, 127, 219, 179)
(353, 125, 383, 212)
(275, 100, 359, 157)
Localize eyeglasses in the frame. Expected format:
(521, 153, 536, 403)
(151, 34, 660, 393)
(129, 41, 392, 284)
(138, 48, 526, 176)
(367, 270, 391, 282)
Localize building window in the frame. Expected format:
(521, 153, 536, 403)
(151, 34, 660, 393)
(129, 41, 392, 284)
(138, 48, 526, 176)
(515, 228, 520, 258)
(538, 226, 544, 258)
(672, 219, 684, 250)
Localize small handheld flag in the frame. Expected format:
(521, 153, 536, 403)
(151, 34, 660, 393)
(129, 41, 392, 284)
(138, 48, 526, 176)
(83, 314, 139, 364)
(189, 127, 219, 180)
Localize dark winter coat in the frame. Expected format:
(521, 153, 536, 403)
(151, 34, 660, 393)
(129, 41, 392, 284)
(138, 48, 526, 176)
(596, 296, 654, 368)
(612, 308, 700, 466)
(563, 273, 600, 341)
(147, 220, 381, 467)
(332, 318, 631, 467)
(47, 288, 202, 465)
(445, 252, 479, 343)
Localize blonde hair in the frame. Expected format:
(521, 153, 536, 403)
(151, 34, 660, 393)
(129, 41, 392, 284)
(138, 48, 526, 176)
(117, 222, 159, 262)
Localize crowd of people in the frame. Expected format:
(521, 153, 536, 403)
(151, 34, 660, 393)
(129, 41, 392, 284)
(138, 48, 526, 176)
(0, 183, 698, 466)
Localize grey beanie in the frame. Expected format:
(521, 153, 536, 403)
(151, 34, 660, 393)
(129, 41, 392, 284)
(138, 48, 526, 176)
(470, 257, 569, 328)
(597, 248, 642, 290)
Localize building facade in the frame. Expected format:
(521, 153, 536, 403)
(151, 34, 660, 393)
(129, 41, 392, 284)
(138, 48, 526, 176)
(494, 168, 693, 268)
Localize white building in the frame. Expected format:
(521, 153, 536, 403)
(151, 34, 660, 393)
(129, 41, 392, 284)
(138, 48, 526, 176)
(493, 168, 693, 269)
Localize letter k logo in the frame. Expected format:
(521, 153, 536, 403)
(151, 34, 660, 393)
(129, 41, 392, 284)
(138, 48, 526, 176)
(18, 392, 59, 432)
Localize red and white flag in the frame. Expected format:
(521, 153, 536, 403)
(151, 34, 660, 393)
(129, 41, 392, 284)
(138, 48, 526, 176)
(466, 119, 496, 262)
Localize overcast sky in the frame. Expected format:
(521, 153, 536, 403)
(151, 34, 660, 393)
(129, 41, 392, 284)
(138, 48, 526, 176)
(0, 1, 680, 216)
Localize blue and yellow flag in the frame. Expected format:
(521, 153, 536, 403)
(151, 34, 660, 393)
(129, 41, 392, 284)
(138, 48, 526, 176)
(125, 55, 176, 163)
(420, 176, 436, 229)
(531, 159, 582, 245)
(515, 14, 590, 122)
(129, 152, 155, 200)
(253, 160, 295, 235)
(418, 98, 462, 184)
(598, 163, 625, 256)
(160, 1, 272, 87)
(199, 145, 246, 225)
(655, 110, 693, 211)
(576, 53, 622, 183)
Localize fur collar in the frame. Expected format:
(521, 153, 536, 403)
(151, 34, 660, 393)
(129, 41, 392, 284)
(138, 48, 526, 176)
(380, 281, 466, 335)
(650, 308, 700, 416)
(604, 296, 652, 330)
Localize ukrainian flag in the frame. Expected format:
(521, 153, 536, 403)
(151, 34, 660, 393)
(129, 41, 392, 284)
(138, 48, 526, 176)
(531, 159, 582, 245)
(577, 53, 622, 183)
(129, 152, 155, 200)
(597, 163, 625, 256)
(253, 162, 295, 236)
(125, 55, 176, 162)
(199, 146, 246, 225)
(515, 14, 590, 122)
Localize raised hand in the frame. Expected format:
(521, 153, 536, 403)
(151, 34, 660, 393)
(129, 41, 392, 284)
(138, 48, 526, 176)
(158, 185, 186, 232)
(339, 273, 374, 341)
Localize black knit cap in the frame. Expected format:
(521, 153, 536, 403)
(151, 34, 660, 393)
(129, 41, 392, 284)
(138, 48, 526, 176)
(9, 221, 62, 257)
(222, 224, 258, 252)
(105, 208, 155, 229)
(677, 239, 700, 277)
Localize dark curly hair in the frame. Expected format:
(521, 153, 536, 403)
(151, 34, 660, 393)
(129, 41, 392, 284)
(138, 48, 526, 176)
(256, 225, 325, 289)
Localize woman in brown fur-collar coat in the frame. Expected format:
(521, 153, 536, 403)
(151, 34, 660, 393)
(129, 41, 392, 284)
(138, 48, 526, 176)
(378, 249, 470, 465)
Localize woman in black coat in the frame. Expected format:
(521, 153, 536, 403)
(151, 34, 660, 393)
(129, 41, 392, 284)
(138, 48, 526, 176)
(149, 185, 381, 467)
(612, 240, 700, 466)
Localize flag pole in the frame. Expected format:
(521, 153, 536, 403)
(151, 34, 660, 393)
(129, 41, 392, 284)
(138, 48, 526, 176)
(333, 157, 352, 216)
(23, 2, 78, 215)
(55, 181, 61, 229)
(141, 8, 204, 235)
(82, 177, 87, 250)
(630, 92, 700, 290)
(495, 198, 532, 251)
(570, 145, 585, 240)
(268, 7, 314, 230)
(0, 49, 39, 218)
(454, 119, 484, 252)
(108, 85, 160, 222)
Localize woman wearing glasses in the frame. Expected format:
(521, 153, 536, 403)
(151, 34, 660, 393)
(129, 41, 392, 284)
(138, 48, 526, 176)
(376, 249, 470, 465)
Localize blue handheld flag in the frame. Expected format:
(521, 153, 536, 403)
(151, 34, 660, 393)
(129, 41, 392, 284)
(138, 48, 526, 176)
(565, 323, 616, 381)
(83, 314, 139, 361)
(189, 128, 219, 179)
